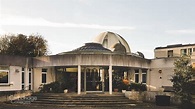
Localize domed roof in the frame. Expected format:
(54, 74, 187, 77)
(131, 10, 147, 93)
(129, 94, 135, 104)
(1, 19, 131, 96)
(71, 43, 112, 52)
(57, 43, 112, 55)
(93, 31, 131, 53)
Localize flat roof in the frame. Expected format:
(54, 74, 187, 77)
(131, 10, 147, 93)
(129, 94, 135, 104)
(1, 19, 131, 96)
(155, 43, 195, 50)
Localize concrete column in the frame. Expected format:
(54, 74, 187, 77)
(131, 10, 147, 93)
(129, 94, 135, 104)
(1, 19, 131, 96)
(139, 69, 142, 83)
(109, 65, 112, 94)
(101, 69, 105, 92)
(84, 68, 86, 92)
(24, 68, 29, 90)
(109, 55, 112, 95)
(147, 69, 151, 91)
(78, 65, 81, 94)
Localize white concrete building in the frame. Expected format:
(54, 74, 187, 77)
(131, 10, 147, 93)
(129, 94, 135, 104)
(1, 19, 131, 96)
(0, 31, 194, 94)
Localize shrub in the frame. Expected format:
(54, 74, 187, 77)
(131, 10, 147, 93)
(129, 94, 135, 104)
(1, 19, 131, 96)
(128, 83, 147, 91)
(40, 81, 66, 93)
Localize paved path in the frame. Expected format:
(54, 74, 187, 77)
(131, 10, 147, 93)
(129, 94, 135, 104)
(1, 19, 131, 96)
(0, 102, 178, 109)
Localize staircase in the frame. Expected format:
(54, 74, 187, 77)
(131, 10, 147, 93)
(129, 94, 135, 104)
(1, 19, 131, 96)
(192, 95, 195, 108)
(27, 92, 149, 108)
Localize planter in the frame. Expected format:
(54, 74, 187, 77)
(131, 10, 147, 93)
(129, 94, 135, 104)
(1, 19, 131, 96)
(155, 95, 170, 106)
(122, 90, 126, 93)
(114, 88, 119, 92)
(64, 89, 68, 93)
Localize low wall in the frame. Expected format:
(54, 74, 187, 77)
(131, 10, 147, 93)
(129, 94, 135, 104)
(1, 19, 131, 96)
(125, 91, 181, 105)
(0, 90, 32, 102)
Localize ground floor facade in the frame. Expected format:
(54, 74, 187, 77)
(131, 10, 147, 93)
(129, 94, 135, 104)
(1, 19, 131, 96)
(0, 53, 176, 94)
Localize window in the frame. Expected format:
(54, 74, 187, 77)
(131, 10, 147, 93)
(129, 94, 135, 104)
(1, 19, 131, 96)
(142, 69, 147, 84)
(0, 66, 9, 84)
(135, 70, 139, 83)
(29, 68, 32, 90)
(193, 48, 195, 52)
(42, 69, 47, 83)
(22, 68, 25, 90)
(181, 49, 187, 56)
(167, 50, 173, 57)
(188, 48, 192, 55)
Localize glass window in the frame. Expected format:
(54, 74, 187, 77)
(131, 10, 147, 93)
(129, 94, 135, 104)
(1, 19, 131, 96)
(29, 85, 31, 90)
(21, 67, 25, 90)
(22, 72, 24, 83)
(188, 48, 192, 55)
(42, 74, 46, 83)
(42, 68, 47, 83)
(193, 48, 195, 52)
(135, 73, 139, 83)
(142, 73, 147, 83)
(29, 73, 31, 83)
(141, 69, 147, 84)
(29, 68, 32, 90)
(134, 69, 139, 83)
(167, 50, 173, 57)
(0, 66, 9, 83)
(42, 69, 47, 72)
(181, 49, 187, 56)
(0, 71, 8, 83)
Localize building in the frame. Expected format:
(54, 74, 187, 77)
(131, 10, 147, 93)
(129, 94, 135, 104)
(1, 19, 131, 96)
(0, 31, 194, 94)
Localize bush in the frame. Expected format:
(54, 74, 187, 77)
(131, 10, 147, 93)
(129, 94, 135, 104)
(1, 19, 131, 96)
(40, 81, 66, 93)
(128, 83, 147, 91)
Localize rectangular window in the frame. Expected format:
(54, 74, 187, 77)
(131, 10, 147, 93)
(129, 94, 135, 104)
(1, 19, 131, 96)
(22, 68, 25, 90)
(188, 48, 192, 55)
(135, 69, 139, 83)
(193, 48, 195, 52)
(181, 49, 187, 56)
(142, 69, 147, 84)
(29, 68, 32, 90)
(135, 73, 139, 83)
(29, 85, 31, 90)
(142, 73, 147, 83)
(167, 50, 173, 57)
(42, 69, 47, 83)
(29, 72, 31, 83)
(0, 66, 9, 84)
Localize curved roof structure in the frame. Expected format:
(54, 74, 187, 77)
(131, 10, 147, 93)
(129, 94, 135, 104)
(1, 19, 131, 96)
(71, 43, 112, 52)
(93, 31, 131, 53)
(57, 43, 111, 55)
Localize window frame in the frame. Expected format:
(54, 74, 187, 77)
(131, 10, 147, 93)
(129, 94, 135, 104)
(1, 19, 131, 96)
(167, 50, 173, 57)
(21, 68, 25, 90)
(181, 49, 187, 56)
(42, 68, 47, 84)
(188, 48, 192, 55)
(141, 69, 147, 84)
(134, 69, 139, 83)
(0, 66, 9, 85)
(29, 68, 32, 90)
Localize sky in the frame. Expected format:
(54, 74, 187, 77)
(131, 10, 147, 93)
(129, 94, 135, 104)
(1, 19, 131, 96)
(0, 0, 195, 59)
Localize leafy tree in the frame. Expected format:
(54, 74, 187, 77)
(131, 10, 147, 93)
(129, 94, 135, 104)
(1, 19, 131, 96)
(0, 34, 48, 57)
(171, 56, 195, 109)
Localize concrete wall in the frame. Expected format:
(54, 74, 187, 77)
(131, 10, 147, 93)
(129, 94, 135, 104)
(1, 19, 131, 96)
(0, 66, 22, 91)
(0, 55, 32, 67)
(33, 54, 151, 69)
(155, 45, 195, 58)
(148, 58, 175, 91)
(33, 67, 55, 92)
(125, 91, 181, 104)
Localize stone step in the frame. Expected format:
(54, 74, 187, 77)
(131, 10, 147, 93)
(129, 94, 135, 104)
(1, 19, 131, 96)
(11, 93, 147, 107)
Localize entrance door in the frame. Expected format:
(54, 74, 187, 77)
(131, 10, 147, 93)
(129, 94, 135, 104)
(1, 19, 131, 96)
(86, 69, 104, 92)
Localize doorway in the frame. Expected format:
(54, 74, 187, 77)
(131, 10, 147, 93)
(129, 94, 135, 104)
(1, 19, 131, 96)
(85, 68, 105, 92)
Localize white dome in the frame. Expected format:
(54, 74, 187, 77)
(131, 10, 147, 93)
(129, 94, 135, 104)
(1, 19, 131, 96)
(93, 31, 131, 53)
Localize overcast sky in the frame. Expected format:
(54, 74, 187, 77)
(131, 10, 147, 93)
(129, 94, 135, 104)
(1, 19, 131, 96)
(1, 0, 195, 59)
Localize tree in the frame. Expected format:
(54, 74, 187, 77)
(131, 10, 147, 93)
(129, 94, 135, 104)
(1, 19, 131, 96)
(171, 56, 195, 109)
(0, 34, 48, 57)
